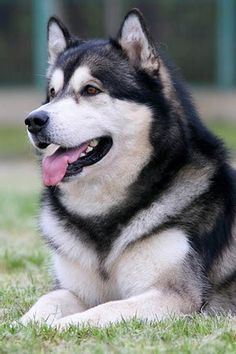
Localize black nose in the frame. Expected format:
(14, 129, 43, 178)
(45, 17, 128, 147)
(25, 111, 49, 134)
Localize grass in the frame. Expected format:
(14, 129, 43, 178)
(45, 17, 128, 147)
(207, 121, 236, 151)
(0, 122, 236, 353)
(0, 317, 236, 354)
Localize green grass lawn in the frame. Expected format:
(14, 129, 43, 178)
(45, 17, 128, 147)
(0, 122, 236, 353)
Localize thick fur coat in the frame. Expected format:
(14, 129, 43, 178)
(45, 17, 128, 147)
(21, 9, 236, 329)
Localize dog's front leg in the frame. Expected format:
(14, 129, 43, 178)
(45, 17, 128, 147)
(54, 288, 195, 329)
(19, 289, 87, 325)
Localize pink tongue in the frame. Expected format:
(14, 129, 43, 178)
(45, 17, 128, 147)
(42, 143, 89, 186)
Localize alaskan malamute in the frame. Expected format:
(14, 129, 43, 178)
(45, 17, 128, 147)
(21, 9, 236, 328)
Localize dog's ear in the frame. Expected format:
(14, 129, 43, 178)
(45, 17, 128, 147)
(117, 9, 159, 73)
(47, 17, 71, 65)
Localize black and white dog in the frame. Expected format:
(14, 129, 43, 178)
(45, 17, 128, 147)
(21, 9, 236, 329)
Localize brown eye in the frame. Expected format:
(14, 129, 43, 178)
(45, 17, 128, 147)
(50, 87, 56, 98)
(83, 85, 101, 96)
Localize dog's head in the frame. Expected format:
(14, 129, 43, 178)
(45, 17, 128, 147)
(25, 9, 181, 187)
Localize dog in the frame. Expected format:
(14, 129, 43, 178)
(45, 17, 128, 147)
(21, 9, 236, 329)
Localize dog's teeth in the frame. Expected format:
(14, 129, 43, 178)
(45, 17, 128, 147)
(89, 139, 99, 147)
(81, 152, 86, 157)
(86, 146, 93, 153)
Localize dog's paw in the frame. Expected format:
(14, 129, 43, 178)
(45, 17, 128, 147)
(52, 312, 103, 331)
(52, 315, 88, 331)
(9, 317, 35, 329)
(17, 310, 59, 326)
(17, 313, 35, 326)
(52, 318, 76, 331)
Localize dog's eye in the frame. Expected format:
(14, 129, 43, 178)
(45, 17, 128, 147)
(82, 85, 101, 96)
(49, 87, 56, 98)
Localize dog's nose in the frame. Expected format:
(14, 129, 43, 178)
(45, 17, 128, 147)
(25, 111, 49, 134)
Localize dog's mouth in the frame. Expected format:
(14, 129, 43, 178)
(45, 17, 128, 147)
(42, 136, 113, 186)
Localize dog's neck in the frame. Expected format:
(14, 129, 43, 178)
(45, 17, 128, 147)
(58, 140, 153, 217)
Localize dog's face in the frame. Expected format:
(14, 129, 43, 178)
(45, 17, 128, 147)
(25, 10, 161, 187)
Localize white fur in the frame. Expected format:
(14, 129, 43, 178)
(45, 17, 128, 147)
(21, 288, 186, 328)
(105, 164, 214, 267)
(70, 66, 102, 93)
(115, 229, 189, 297)
(120, 15, 149, 58)
(59, 97, 153, 215)
(50, 68, 64, 94)
(55, 229, 189, 301)
(21, 229, 191, 326)
(53, 254, 117, 308)
(20, 289, 86, 325)
(40, 205, 98, 270)
(54, 288, 187, 329)
(119, 13, 158, 71)
(48, 22, 67, 65)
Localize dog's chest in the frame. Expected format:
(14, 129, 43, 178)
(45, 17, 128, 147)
(53, 229, 189, 308)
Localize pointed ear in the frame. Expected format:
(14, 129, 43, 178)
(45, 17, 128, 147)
(117, 9, 159, 73)
(47, 17, 71, 65)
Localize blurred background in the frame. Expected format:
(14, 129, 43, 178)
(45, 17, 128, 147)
(0, 1, 235, 327)
(0, 0, 236, 161)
